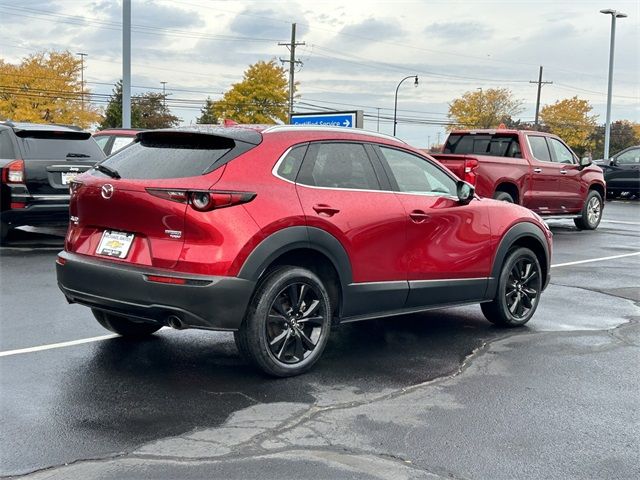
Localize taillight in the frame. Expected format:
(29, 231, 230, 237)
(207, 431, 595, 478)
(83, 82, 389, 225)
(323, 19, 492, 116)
(146, 188, 256, 212)
(2, 160, 25, 183)
(463, 158, 479, 186)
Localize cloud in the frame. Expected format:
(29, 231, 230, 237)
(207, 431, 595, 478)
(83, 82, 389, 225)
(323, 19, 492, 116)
(425, 21, 493, 41)
(336, 18, 405, 41)
(229, 6, 309, 39)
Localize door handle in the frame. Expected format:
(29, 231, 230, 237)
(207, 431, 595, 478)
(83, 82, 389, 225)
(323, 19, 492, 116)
(533, 168, 542, 173)
(409, 210, 430, 224)
(312, 204, 340, 216)
(560, 169, 567, 174)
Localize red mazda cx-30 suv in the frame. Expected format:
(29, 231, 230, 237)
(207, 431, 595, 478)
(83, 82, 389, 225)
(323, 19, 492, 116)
(56, 125, 552, 376)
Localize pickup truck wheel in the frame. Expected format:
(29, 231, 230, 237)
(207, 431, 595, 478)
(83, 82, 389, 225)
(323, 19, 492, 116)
(92, 309, 161, 337)
(238, 266, 332, 377)
(481, 247, 542, 327)
(493, 191, 514, 203)
(574, 191, 603, 230)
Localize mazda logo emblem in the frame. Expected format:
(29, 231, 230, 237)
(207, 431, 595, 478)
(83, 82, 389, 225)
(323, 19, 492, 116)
(101, 184, 114, 199)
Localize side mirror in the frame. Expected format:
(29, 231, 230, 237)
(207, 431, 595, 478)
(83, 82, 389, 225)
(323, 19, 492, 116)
(609, 158, 617, 166)
(580, 157, 592, 167)
(457, 181, 474, 205)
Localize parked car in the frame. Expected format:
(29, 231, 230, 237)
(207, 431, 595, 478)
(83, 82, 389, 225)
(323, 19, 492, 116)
(56, 125, 552, 376)
(594, 146, 640, 198)
(93, 128, 141, 156)
(431, 129, 606, 230)
(0, 121, 105, 242)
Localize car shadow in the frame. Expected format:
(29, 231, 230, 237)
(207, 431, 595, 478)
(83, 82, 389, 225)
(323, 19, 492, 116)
(58, 308, 510, 439)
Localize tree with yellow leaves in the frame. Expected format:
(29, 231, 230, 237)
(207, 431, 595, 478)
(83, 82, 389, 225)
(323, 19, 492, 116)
(539, 96, 598, 154)
(0, 50, 101, 129)
(197, 60, 289, 124)
(447, 88, 523, 130)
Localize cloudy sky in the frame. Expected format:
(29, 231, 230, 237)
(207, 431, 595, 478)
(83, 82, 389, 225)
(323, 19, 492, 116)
(0, 0, 638, 147)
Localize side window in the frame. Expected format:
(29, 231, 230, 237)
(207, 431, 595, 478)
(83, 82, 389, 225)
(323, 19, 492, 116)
(616, 148, 640, 165)
(298, 143, 380, 190)
(111, 136, 134, 153)
(94, 136, 110, 152)
(379, 146, 457, 196)
(277, 144, 307, 181)
(549, 138, 575, 164)
(528, 136, 552, 162)
(0, 130, 16, 159)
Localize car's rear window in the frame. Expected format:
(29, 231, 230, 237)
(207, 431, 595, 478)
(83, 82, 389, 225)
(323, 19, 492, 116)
(444, 134, 522, 158)
(98, 132, 254, 179)
(18, 135, 104, 160)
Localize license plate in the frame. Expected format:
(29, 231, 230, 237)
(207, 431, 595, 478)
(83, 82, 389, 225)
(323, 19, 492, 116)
(96, 230, 135, 259)
(61, 172, 79, 185)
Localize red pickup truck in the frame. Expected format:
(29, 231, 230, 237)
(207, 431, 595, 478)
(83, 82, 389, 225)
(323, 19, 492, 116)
(431, 129, 606, 230)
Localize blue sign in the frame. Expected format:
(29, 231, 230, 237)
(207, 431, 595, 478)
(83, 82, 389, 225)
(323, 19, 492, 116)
(291, 112, 357, 128)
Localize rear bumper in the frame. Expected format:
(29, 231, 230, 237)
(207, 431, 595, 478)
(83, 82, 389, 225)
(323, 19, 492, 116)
(1, 203, 70, 226)
(56, 251, 255, 331)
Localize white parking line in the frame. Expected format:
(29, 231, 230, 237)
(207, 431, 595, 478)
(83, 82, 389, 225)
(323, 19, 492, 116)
(0, 334, 118, 357)
(551, 251, 640, 268)
(2, 251, 640, 358)
(601, 220, 640, 225)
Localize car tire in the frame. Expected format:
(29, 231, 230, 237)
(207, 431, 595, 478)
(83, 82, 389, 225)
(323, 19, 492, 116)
(574, 190, 603, 230)
(481, 247, 542, 328)
(493, 191, 515, 203)
(92, 309, 161, 337)
(238, 266, 332, 377)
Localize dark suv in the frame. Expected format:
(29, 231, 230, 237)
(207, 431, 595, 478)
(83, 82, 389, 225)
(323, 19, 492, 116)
(56, 126, 552, 376)
(0, 122, 105, 242)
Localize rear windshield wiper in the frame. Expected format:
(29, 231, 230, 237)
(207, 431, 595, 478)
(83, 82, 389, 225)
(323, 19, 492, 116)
(95, 164, 121, 179)
(66, 153, 91, 158)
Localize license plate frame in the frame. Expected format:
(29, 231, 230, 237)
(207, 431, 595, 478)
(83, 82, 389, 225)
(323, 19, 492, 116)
(61, 172, 79, 185)
(96, 230, 135, 259)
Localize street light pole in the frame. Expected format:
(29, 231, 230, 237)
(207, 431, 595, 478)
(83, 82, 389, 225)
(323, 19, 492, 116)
(76, 52, 87, 112)
(393, 75, 418, 136)
(600, 8, 627, 160)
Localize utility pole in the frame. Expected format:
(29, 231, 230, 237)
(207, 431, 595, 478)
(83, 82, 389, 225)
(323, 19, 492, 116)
(160, 81, 167, 109)
(436, 132, 441, 146)
(279, 23, 305, 123)
(529, 66, 552, 128)
(122, 0, 131, 128)
(76, 53, 87, 112)
(376, 108, 381, 132)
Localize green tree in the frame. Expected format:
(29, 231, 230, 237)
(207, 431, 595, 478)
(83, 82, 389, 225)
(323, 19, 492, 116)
(199, 60, 289, 124)
(100, 81, 179, 129)
(447, 88, 523, 130)
(196, 97, 218, 124)
(539, 96, 597, 155)
(0, 50, 101, 128)
(589, 120, 640, 159)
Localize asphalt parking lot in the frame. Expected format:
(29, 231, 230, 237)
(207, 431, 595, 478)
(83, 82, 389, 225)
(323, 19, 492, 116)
(1, 200, 639, 480)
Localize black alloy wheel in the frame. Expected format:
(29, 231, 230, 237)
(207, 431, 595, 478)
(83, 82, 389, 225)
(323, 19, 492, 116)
(266, 283, 325, 364)
(481, 247, 542, 327)
(504, 258, 539, 320)
(235, 266, 332, 377)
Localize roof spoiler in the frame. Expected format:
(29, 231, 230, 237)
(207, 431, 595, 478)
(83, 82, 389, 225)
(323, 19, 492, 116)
(14, 129, 91, 140)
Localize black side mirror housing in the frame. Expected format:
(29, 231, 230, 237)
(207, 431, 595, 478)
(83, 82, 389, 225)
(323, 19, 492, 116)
(457, 181, 474, 205)
(609, 158, 617, 166)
